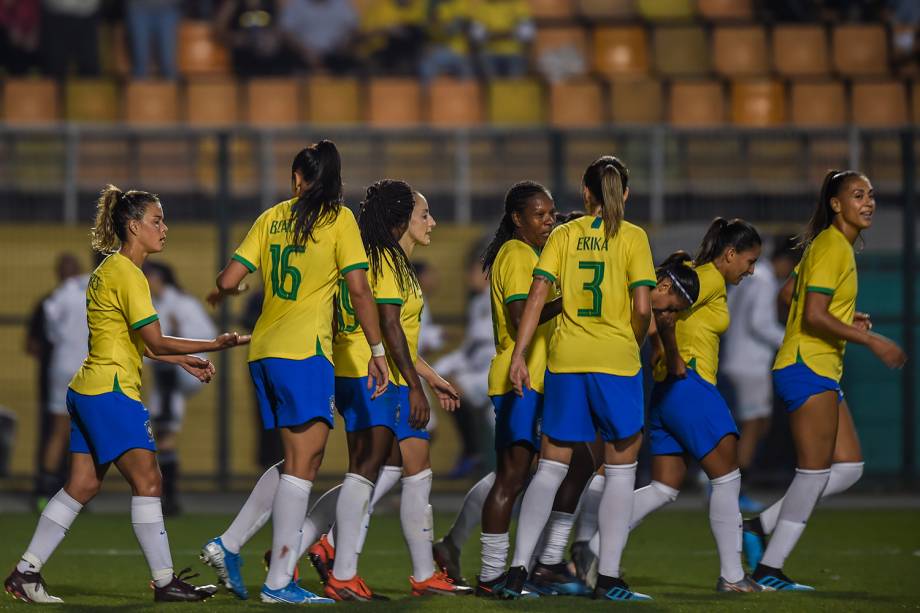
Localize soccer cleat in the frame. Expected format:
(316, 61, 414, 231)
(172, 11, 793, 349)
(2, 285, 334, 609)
(475, 574, 506, 598)
(752, 565, 815, 592)
(200, 536, 248, 600)
(742, 517, 767, 570)
(307, 534, 335, 585)
(262, 549, 300, 583)
(530, 562, 592, 596)
(410, 570, 474, 596)
(570, 540, 597, 584)
(323, 573, 390, 602)
(739, 493, 766, 514)
(593, 575, 652, 601)
(494, 565, 539, 599)
(4, 569, 63, 604)
(716, 574, 766, 593)
(153, 568, 218, 602)
(432, 538, 468, 586)
(260, 580, 334, 604)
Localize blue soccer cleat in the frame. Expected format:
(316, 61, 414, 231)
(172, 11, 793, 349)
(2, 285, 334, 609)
(752, 565, 815, 592)
(494, 567, 540, 599)
(529, 562, 592, 596)
(200, 537, 248, 600)
(593, 576, 653, 601)
(739, 493, 766, 514)
(742, 517, 766, 570)
(261, 581, 335, 604)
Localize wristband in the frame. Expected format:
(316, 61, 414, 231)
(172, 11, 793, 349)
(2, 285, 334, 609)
(370, 342, 386, 357)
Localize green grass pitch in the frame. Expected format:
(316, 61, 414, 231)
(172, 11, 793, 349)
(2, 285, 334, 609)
(2, 508, 918, 611)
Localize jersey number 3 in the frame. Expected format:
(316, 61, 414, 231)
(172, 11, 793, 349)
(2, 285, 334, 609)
(269, 244, 305, 301)
(577, 260, 604, 317)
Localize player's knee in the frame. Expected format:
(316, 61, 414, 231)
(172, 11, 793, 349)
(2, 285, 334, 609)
(65, 478, 102, 504)
(130, 470, 163, 497)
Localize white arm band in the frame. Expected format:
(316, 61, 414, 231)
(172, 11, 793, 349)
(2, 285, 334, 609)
(370, 342, 386, 357)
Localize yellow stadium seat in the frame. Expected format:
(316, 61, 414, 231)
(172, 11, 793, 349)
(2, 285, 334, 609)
(697, 0, 752, 20)
(654, 26, 709, 76)
(65, 80, 119, 122)
(427, 79, 482, 127)
(730, 79, 786, 127)
(528, 0, 575, 20)
(833, 25, 888, 76)
(3, 79, 58, 123)
(178, 21, 230, 76)
(576, 0, 636, 20)
(533, 26, 588, 70)
(851, 80, 907, 126)
(636, 0, 693, 20)
(549, 79, 603, 127)
(790, 80, 845, 127)
(712, 26, 768, 77)
(773, 25, 829, 77)
(488, 79, 544, 124)
(610, 77, 662, 123)
(368, 78, 422, 127)
(124, 81, 179, 124)
(245, 79, 300, 126)
(306, 77, 361, 124)
(185, 79, 239, 125)
(593, 27, 648, 78)
(669, 80, 725, 126)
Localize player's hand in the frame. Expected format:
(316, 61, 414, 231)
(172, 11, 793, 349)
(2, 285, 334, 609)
(654, 309, 677, 330)
(206, 283, 249, 308)
(668, 353, 687, 379)
(178, 355, 215, 383)
(367, 356, 389, 399)
(853, 311, 872, 332)
(509, 353, 530, 397)
(649, 339, 664, 371)
(408, 385, 431, 430)
(426, 375, 460, 412)
(868, 334, 907, 369)
(213, 332, 251, 350)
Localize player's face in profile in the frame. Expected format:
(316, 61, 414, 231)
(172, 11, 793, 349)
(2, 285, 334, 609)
(515, 193, 556, 249)
(834, 176, 875, 231)
(406, 191, 435, 246)
(725, 243, 761, 286)
(135, 202, 168, 254)
(651, 278, 689, 312)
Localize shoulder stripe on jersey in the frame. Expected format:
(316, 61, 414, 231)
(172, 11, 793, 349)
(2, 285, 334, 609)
(805, 285, 834, 296)
(629, 279, 657, 290)
(232, 253, 256, 272)
(533, 268, 556, 283)
(341, 261, 370, 275)
(375, 297, 404, 305)
(504, 293, 528, 304)
(130, 313, 159, 330)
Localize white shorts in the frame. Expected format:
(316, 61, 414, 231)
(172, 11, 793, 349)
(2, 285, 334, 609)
(724, 372, 773, 422)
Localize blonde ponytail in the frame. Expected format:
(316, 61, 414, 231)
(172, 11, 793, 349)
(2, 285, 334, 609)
(91, 184, 123, 253)
(599, 164, 625, 240)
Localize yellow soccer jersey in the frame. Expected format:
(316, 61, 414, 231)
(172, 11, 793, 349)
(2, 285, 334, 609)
(535, 216, 656, 376)
(333, 253, 423, 386)
(433, 0, 473, 55)
(69, 252, 158, 401)
(233, 199, 368, 363)
(477, 0, 531, 55)
(488, 239, 556, 395)
(774, 225, 857, 381)
(362, 0, 427, 54)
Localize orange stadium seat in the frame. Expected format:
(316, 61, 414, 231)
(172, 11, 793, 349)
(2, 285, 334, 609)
(731, 80, 786, 127)
(851, 80, 908, 126)
(65, 80, 119, 122)
(185, 79, 238, 125)
(833, 25, 888, 76)
(245, 79, 300, 126)
(178, 21, 230, 76)
(549, 79, 604, 127)
(654, 26, 710, 76)
(790, 80, 846, 126)
(712, 26, 768, 77)
(697, 0, 753, 20)
(610, 77, 662, 123)
(533, 26, 589, 72)
(124, 80, 180, 124)
(488, 79, 544, 124)
(368, 78, 422, 127)
(913, 83, 920, 124)
(306, 77, 361, 124)
(528, 0, 575, 20)
(636, 0, 693, 21)
(773, 25, 829, 77)
(577, 0, 637, 20)
(427, 79, 482, 127)
(2, 79, 58, 123)
(669, 80, 725, 126)
(593, 27, 648, 78)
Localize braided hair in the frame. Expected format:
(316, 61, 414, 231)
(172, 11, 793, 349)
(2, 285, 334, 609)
(358, 179, 418, 294)
(482, 180, 552, 274)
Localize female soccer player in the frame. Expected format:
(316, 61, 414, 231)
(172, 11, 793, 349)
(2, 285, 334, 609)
(204, 141, 390, 605)
(4, 185, 248, 604)
(503, 156, 656, 601)
(744, 170, 906, 591)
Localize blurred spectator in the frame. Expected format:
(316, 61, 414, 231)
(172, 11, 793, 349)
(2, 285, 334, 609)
(361, 0, 427, 75)
(419, 0, 474, 82)
(471, 0, 533, 78)
(889, 0, 920, 73)
(242, 289, 283, 468)
(41, 0, 102, 78)
(279, 0, 359, 74)
(216, 0, 295, 76)
(721, 236, 800, 510)
(0, 0, 41, 74)
(125, 0, 180, 79)
(414, 261, 445, 354)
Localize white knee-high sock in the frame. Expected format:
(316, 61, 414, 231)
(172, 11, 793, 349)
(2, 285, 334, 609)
(479, 532, 509, 582)
(299, 484, 341, 557)
(329, 473, 374, 581)
(538, 511, 575, 565)
(131, 496, 174, 587)
(401, 469, 436, 581)
(17, 490, 82, 573)
(356, 465, 402, 554)
(629, 480, 679, 531)
(221, 461, 281, 554)
(509, 459, 568, 569)
(760, 468, 830, 569)
(709, 469, 744, 583)
(574, 474, 604, 543)
(759, 461, 863, 534)
(265, 475, 312, 590)
(446, 472, 495, 550)
(597, 463, 637, 578)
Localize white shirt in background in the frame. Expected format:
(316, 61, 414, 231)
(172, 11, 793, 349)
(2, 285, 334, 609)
(721, 259, 786, 378)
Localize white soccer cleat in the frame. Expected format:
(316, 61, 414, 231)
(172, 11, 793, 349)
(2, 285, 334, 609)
(4, 569, 64, 604)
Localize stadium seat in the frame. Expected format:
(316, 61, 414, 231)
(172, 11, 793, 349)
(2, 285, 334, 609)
(185, 79, 239, 125)
(654, 26, 710, 76)
(306, 77, 361, 124)
(527, 0, 575, 21)
(913, 83, 920, 124)
(427, 79, 482, 127)
(488, 79, 544, 124)
(610, 77, 662, 123)
(592, 27, 649, 78)
(773, 25, 829, 77)
(124, 80, 180, 124)
(697, 0, 753, 20)
(576, 0, 637, 20)
(851, 80, 908, 126)
(245, 79, 300, 126)
(730, 80, 786, 127)
(669, 80, 725, 126)
(549, 80, 604, 127)
(2, 79, 58, 123)
(65, 80, 119, 122)
(533, 26, 589, 75)
(368, 78, 422, 127)
(712, 26, 768, 77)
(636, 0, 693, 21)
(832, 25, 888, 76)
(178, 21, 230, 76)
(790, 80, 846, 126)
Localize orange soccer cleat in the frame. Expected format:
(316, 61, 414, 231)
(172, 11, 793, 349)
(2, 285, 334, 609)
(307, 534, 335, 585)
(323, 573, 389, 602)
(410, 570, 474, 596)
